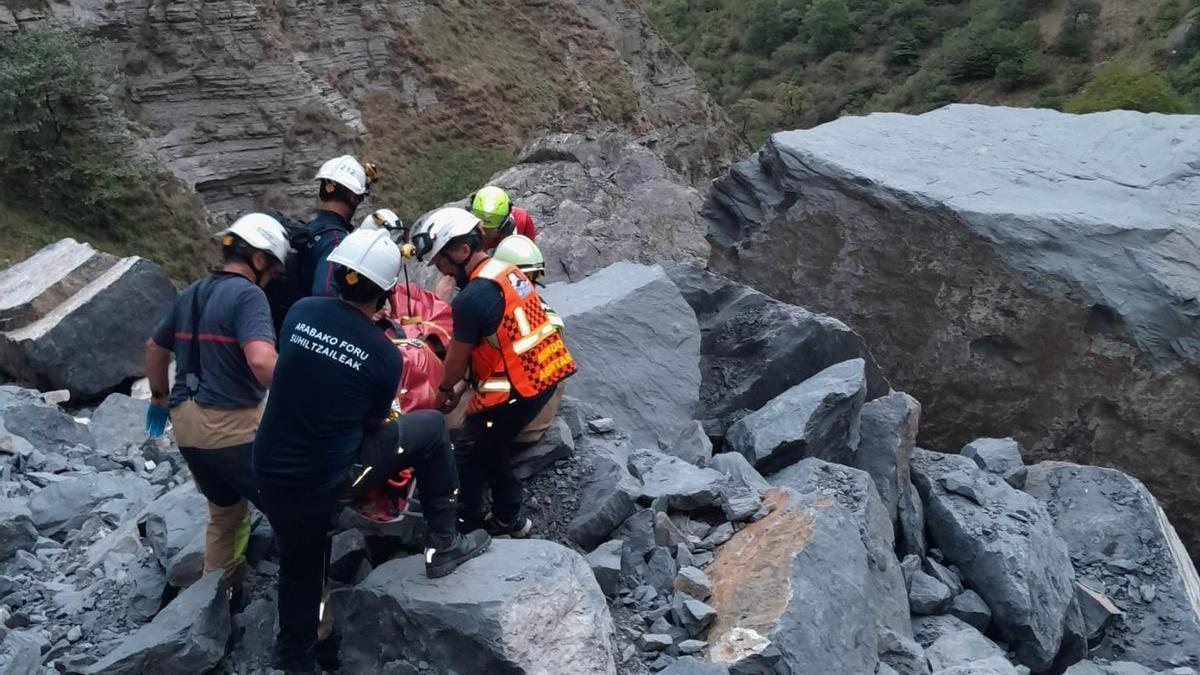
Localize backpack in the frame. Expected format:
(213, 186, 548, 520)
(262, 209, 339, 333)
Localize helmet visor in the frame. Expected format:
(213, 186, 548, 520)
(473, 209, 506, 229)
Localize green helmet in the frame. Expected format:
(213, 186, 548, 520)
(492, 234, 544, 277)
(470, 186, 511, 229)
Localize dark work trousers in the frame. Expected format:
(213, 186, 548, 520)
(180, 443, 262, 509)
(454, 384, 557, 530)
(258, 410, 458, 665)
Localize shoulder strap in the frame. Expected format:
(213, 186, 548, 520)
(181, 272, 240, 399)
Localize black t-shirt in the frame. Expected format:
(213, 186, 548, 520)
(451, 278, 504, 345)
(253, 297, 402, 495)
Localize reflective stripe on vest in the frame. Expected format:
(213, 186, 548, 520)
(467, 258, 576, 413)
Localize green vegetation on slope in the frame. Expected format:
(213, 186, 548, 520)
(646, 0, 1200, 144)
(0, 24, 214, 281)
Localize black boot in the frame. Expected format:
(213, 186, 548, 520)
(315, 632, 341, 672)
(424, 495, 491, 579)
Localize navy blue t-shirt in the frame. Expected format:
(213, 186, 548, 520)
(152, 272, 276, 409)
(302, 210, 350, 298)
(451, 278, 504, 345)
(253, 297, 402, 495)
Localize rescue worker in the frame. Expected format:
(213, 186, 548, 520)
(301, 154, 376, 297)
(424, 208, 576, 537)
(490, 234, 565, 447)
(143, 213, 290, 605)
(469, 185, 537, 251)
(253, 228, 490, 673)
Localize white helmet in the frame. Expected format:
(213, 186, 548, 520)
(221, 213, 291, 264)
(359, 208, 401, 232)
(423, 207, 482, 266)
(315, 155, 369, 196)
(327, 228, 402, 291)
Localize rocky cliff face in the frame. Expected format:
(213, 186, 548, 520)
(705, 104, 1200, 555)
(0, 0, 740, 221)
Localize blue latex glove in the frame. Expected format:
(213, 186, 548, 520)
(145, 403, 169, 438)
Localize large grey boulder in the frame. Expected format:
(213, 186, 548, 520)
(568, 437, 641, 550)
(336, 539, 617, 674)
(0, 498, 37, 562)
(29, 471, 161, 537)
(88, 393, 150, 454)
(540, 262, 700, 450)
(911, 449, 1083, 672)
(83, 571, 230, 675)
(704, 104, 1200, 556)
(726, 358, 866, 473)
(665, 266, 889, 432)
(487, 134, 712, 282)
(771, 458, 911, 638)
(0, 240, 175, 399)
(853, 392, 921, 523)
(706, 459, 909, 674)
(139, 483, 208, 588)
(1024, 462, 1200, 670)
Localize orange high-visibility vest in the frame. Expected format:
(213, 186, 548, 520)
(467, 259, 576, 413)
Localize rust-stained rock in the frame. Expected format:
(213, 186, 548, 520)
(706, 482, 892, 673)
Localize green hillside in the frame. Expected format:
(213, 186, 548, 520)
(645, 0, 1200, 144)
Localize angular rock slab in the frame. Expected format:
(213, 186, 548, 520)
(0, 242, 176, 399)
(540, 262, 700, 451)
(911, 449, 1083, 672)
(704, 104, 1200, 557)
(568, 436, 640, 550)
(0, 498, 37, 562)
(771, 458, 911, 638)
(139, 482, 207, 587)
(961, 437, 1027, 489)
(666, 266, 889, 427)
(83, 571, 230, 675)
(89, 393, 150, 455)
(29, 471, 161, 537)
(1025, 462, 1200, 670)
(706, 460, 910, 675)
(336, 539, 617, 674)
(726, 358, 867, 474)
(628, 448, 726, 511)
(853, 391, 921, 523)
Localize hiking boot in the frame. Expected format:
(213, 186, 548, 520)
(484, 513, 533, 539)
(315, 633, 341, 672)
(425, 529, 491, 579)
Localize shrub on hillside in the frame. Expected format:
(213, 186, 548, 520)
(1063, 63, 1187, 114)
(1057, 0, 1100, 58)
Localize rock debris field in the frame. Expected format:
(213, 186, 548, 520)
(0, 245, 1197, 674)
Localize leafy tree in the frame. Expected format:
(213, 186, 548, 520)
(728, 98, 768, 138)
(0, 24, 140, 218)
(772, 82, 811, 124)
(1063, 63, 1187, 114)
(804, 0, 854, 59)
